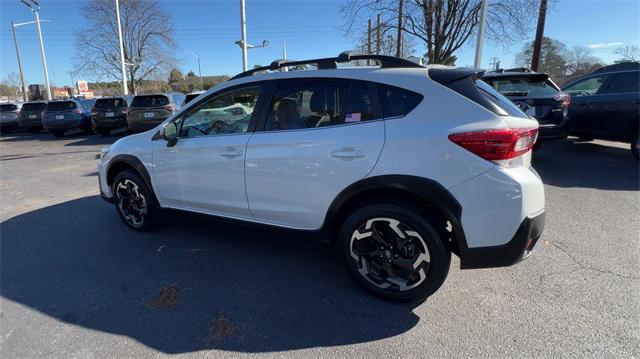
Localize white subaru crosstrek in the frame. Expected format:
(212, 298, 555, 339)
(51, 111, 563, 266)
(98, 52, 545, 302)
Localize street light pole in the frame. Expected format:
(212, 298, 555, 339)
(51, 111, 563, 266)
(473, 0, 488, 68)
(186, 50, 203, 89)
(240, 0, 248, 71)
(11, 21, 28, 102)
(115, 0, 128, 95)
(33, 10, 52, 100)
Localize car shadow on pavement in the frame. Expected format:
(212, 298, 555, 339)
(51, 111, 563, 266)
(533, 139, 639, 191)
(0, 196, 420, 354)
(0, 130, 126, 146)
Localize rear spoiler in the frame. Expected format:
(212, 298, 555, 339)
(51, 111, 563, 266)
(428, 68, 485, 85)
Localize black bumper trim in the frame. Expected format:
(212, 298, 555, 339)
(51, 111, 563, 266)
(460, 211, 545, 269)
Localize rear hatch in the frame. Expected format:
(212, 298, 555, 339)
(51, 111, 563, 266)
(482, 74, 568, 126)
(93, 97, 128, 120)
(0, 104, 19, 121)
(129, 95, 173, 122)
(19, 102, 47, 123)
(44, 101, 82, 124)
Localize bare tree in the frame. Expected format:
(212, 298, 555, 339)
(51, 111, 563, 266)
(614, 45, 640, 62)
(342, 0, 542, 64)
(74, 0, 177, 94)
(567, 46, 602, 77)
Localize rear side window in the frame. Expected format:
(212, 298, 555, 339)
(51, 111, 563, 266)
(602, 72, 640, 94)
(46, 101, 77, 111)
(22, 103, 46, 111)
(484, 77, 559, 97)
(377, 85, 423, 118)
(0, 104, 18, 111)
(95, 98, 127, 108)
(131, 95, 169, 107)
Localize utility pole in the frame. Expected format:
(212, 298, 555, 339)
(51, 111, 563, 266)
(396, 0, 404, 58)
(531, 0, 548, 71)
(473, 0, 488, 68)
(376, 14, 381, 55)
(115, 0, 128, 95)
(240, 0, 248, 71)
(33, 10, 51, 100)
(367, 19, 372, 55)
(11, 21, 28, 102)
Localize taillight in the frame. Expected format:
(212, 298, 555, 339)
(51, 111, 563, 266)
(91, 107, 97, 116)
(164, 104, 176, 112)
(553, 92, 571, 107)
(121, 106, 129, 113)
(448, 128, 538, 161)
(73, 108, 82, 114)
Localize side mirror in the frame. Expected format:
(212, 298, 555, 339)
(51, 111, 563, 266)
(161, 122, 178, 147)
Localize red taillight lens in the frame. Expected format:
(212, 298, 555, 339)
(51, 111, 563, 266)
(73, 108, 82, 114)
(91, 107, 97, 116)
(121, 106, 129, 113)
(448, 128, 538, 161)
(553, 92, 571, 107)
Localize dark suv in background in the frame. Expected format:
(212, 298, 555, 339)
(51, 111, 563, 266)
(43, 99, 93, 137)
(92, 96, 131, 136)
(561, 62, 640, 159)
(18, 101, 47, 134)
(127, 93, 185, 132)
(483, 68, 570, 145)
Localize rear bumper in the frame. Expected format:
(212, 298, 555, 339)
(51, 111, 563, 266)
(538, 123, 565, 139)
(94, 118, 127, 129)
(460, 211, 545, 269)
(127, 119, 164, 132)
(19, 118, 43, 128)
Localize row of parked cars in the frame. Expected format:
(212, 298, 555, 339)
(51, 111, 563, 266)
(0, 91, 204, 138)
(481, 62, 640, 159)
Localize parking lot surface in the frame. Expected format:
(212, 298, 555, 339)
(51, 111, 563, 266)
(1, 131, 638, 358)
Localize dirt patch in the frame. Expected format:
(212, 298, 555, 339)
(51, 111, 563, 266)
(208, 313, 235, 344)
(149, 284, 180, 308)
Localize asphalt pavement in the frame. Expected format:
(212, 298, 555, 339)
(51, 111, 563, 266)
(1, 129, 638, 358)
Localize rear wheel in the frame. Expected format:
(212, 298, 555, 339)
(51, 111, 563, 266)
(631, 133, 639, 160)
(112, 170, 157, 231)
(51, 129, 64, 138)
(338, 203, 450, 302)
(97, 128, 111, 136)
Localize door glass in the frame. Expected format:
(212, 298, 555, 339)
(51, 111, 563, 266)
(179, 86, 261, 137)
(562, 75, 608, 97)
(265, 80, 350, 130)
(602, 72, 640, 94)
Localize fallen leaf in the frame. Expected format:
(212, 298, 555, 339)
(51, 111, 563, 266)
(149, 285, 180, 308)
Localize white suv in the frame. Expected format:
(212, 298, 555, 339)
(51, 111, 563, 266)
(98, 52, 545, 302)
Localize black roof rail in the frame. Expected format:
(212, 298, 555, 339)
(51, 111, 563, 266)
(231, 51, 424, 80)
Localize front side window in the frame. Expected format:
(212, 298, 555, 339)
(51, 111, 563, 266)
(602, 72, 640, 94)
(562, 75, 609, 97)
(179, 86, 261, 138)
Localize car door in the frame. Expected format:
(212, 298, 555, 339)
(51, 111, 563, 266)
(595, 71, 640, 138)
(244, 79, 385, 230)
(562, 74, 612, 133)
(152, 84, 266, 219)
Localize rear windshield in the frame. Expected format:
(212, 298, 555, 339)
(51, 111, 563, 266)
(0, 104, 18, 111)
(484, 77, 559, 97)
(95, 98, 127, 108)
(475, 80, 528, 118)
(22, 102, 47, 111)
(131, 95, 169, 107)
(46, 101, 77, 111)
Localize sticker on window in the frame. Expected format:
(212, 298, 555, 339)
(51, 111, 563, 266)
(345, 113, 361, 123)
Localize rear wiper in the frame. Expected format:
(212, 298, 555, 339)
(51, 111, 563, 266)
(501, 91, 530, 96)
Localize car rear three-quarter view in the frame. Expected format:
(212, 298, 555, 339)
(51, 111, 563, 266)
(98, 53, 545, 302)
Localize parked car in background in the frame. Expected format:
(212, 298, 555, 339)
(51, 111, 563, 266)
(184, 90, 205, 105)
(561, 62, 640, 159)
(483, 68, 570, 146)
(0, 103, 22, 132)
(18, 101, 47, 134)
(92, 96, 131, 136)
(126, 93, 185, 132)
(99, 52, 544, 302)
(43, 99, 94, 137)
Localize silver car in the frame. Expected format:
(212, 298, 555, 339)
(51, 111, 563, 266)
(0, 103, 23, 132)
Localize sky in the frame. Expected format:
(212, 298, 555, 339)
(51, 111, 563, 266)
(0, 0, 639, 87)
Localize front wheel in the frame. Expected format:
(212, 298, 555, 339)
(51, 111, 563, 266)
(338, 203, 450, 302)
(112, 170, 157, 231)
(631, 134, 639, 160)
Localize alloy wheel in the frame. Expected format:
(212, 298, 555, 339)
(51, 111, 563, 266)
(115, 179, 148, 227)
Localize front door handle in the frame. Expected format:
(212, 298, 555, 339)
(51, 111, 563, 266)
(220, 148, 244, 157)
(330, 147, 366, 159)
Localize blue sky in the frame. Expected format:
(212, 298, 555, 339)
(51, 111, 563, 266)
(1, 0, 638, 87)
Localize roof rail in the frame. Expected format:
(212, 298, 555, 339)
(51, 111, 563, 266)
(231, 51, 424, 80)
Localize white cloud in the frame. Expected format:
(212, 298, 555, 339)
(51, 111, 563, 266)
(588, 42, 625, 49)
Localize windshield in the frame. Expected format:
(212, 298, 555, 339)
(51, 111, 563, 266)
(484, 77, 559, 97)
(475, 80, 528, 118)
(46, 101, 77, 111)
(131, 95, 169, 107)
(0, 104, 18, 112)
(95, 98, 127, 108)
(22, 103, 47, 111)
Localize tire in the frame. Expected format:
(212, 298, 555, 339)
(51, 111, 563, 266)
(97, 129, 111, 136)
(631, 134, 639, 160)
(51, 129, 64, 138)
(112, 170, 157, 231)
(338, 203, 451, 302)
(577, 136, 593, 142)
(29, 128, 41, 134)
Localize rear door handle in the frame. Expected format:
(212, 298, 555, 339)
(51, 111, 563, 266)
(330, 147, 366, 159)
(220, 148, 244, 157)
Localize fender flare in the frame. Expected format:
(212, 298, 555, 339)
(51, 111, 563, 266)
(107, 154, 159, 206)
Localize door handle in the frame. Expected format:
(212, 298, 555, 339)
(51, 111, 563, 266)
(220, 148, 244, 157)
(330, 147, 366, 159)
